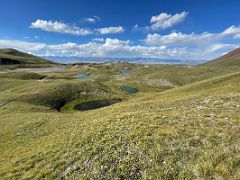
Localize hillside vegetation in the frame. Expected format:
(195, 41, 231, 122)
(0, 49, 55, 68)
(0, 48, 239, 179)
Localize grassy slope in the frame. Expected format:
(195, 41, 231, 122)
(0, 72, 47, 80)
(0, 49, 56, 69)
(37, 62, 240, 93)
(0, 48, 240, 179)
(0, 72, 239, 179)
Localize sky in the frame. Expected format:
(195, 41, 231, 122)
(0, 0, 240, 63)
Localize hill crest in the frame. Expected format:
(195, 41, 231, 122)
(0, 48, 55, 65)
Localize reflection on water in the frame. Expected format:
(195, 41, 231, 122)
(74, 99, 121, 111)
(120, 86, 139, 94)
(75, 74, 96, 79)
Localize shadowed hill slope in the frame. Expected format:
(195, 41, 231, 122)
(0, 48, 55, 65)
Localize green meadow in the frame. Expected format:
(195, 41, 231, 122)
(0, 49, 240, 179)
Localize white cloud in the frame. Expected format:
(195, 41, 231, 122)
(145, 32, 217, 46)
(31, 19, 93, 35)
(132, 24, 140, 32)
(97, 26, 125, 34)
(0, 37, 238, 61)
(84, 18, 95, 23)
(149, 11, 188, 30)
(145, 26, 240, 47)
(0, 39, 46, 52)
(222, 26, 240, 39)
(133, 24, 139, 29)
(206, 44, 239, 54)
(142, 26, 240, 60)
(0, 38, 180, 58)
(92, 38, 105, 42)
(104, 38, 130, 46)
(132, 24, 148, 32)
(84, 16, 101, 23)
(31, 19, 125, 35)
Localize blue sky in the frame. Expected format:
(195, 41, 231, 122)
(0, 0, 240, 62)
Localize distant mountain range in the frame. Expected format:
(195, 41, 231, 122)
(1, 48, 239, 66)
(41, 56, 205, 65)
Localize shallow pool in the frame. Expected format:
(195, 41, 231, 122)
(74, 99, 121, 111)
(120, 86, 139, 94)
(75, 74, 96, 79)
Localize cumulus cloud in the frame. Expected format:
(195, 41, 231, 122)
(0, 39, 46, 52)
(84, 16, 101, 23)
(1, 38, 238, 61)
(31, 19, 93, 35)
(132, 24, 148, 32)
(142, 26, 240, 60)
(0, 38, 182, 59)
(104, 38, 130, 46)
(84, 18, 95, 23)
(222, 26, 240, 39)
(31, 19, 125, 35)
(92, 38, 105, 42)
(97, 26, 125, 34)
(149, 11, 188, 30)
(145, 32, 217, 46)
(145, 26, 240, 47)
(206, 44, 239, 54)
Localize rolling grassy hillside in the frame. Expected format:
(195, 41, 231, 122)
(0, 71, 239, 179)
(0, 47, 239, 179)
(0, 72, 47, 80)
(0, 49, 56, 68)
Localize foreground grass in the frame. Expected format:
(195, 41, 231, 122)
(0, 71, 239, 179)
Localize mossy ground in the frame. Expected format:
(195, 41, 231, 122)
(0, 62, 239, 179)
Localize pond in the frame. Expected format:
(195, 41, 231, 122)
(75, 74, 96, 79)
(120, 86, 139, 94)
(74, 99, 121, 111)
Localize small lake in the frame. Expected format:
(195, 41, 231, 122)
(75, 74, 96, 79)
(120, 86, 139, 94)
(74, 99, 121, 111)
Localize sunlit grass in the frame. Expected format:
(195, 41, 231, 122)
(0, 70, 239, 179)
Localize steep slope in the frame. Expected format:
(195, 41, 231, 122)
(0, 72, 239, 179)
(0, 48, 55, 65)
(203, 47, 240, 66)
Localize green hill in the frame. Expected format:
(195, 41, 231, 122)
(202, 47, 240, 66)
(0, 48, 55, 66)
